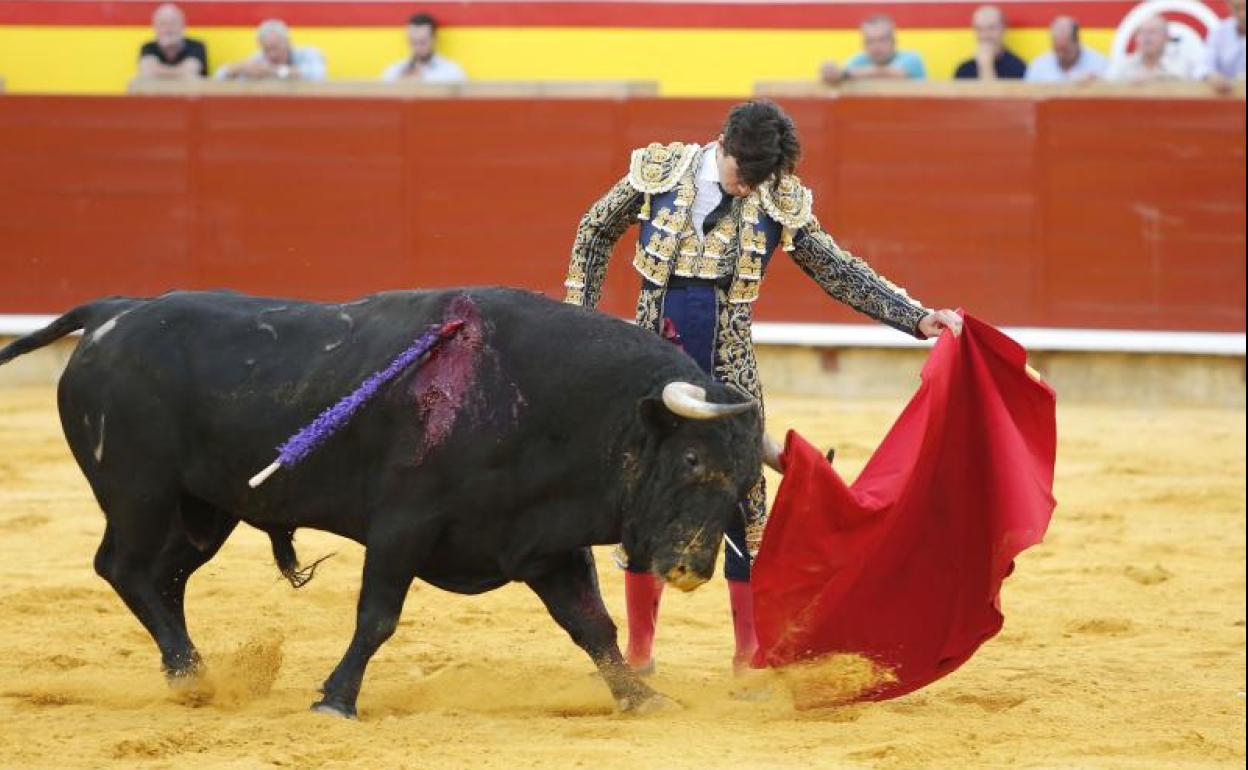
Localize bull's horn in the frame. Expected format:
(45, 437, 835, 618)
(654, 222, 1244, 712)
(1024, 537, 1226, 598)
(661, 381, 755, 420)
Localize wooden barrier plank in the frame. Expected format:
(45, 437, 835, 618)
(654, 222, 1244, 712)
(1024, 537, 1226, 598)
(829, 97, 1041, 325)
(0, 97, 194, 308)
(192, 96, 408, 300)
(0, 94, 1241, 332)
(1040, 98, 1246, 330)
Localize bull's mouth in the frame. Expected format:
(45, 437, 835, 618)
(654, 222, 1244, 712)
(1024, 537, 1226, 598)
(659, 563, 712, 592)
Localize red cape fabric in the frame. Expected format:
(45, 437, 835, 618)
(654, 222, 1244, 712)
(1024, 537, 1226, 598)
(751, 314, 1056, 701)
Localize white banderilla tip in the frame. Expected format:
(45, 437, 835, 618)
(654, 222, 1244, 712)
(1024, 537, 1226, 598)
(248, 461, 282, 488)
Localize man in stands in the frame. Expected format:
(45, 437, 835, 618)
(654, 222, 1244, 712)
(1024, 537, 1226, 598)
(137, 4, 207, 80)
(820, 14, 927, 85)
(216, 19, 327, 82)
(954, 5, 1028, 80)
(1025, 16, 1108, 83)
(382, 12, 467, 83)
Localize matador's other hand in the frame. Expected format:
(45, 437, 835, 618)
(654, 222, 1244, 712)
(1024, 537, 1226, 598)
(919, 309, 963, 339)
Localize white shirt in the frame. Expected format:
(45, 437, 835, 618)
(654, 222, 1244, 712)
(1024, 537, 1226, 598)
(382, 53, 467, 83)
(1197, 17, 1246, 79)
(214, 47, 327, 82)
(1025, 47, 1109, 82)
(1107, 46, 1201, 82)
(691, 143, 724, 241)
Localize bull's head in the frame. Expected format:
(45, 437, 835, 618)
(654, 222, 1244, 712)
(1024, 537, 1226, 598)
(621, 381, 763, 592)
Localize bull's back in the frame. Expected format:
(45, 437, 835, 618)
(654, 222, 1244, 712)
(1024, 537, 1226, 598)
(53, 287, 704, 536)
(55, 290, 446, 514)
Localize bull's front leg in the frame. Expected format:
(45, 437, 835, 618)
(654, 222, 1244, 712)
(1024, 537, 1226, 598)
(313, 532, 418, 719)
(526, 548, 671, 712)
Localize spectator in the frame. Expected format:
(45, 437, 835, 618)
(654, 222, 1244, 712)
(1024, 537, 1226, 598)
(1107, 14, 1201, 83)
(137, 3, 207, 80)
(216, 19, 327, 82)
(1197, 0, 1245, 94)
(954, 5, 1027, 79)
(1025, 16, 1108, 82)
(382, 12, 467, 83)
(820, 14, 927, 84)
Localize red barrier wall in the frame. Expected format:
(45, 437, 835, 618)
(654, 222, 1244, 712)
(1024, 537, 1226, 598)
(0, 95, 1243, 331)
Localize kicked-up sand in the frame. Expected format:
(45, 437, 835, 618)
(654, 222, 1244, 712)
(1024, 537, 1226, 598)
(0, 385, 1243, 769)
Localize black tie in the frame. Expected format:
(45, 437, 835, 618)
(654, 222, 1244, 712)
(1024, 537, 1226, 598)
(702, 184, 733, 235)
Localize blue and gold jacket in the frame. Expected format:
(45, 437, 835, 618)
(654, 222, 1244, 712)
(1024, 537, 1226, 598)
(563, 141, 929, 338)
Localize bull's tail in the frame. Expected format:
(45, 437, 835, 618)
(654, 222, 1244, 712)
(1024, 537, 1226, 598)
(0, 297, 139, 366)
(268, 529, 334, 589)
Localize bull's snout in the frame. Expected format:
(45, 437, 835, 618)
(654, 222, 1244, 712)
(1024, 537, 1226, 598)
(662, 563, 711, 592)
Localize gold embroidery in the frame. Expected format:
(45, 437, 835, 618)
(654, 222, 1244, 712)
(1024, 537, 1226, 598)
(695, 252, 721, 279)
(728, 279, 760, 304)
(739, 225, 767, 254)
(628, 141, 699, 195)
(634, 285, 663, 331)
(674, 250, 696, 277)
(565, 176, 642, 308)
(712, 291, 767, 555)
(742, 198, 760, 225)
(633, 242, 672, 285)
(674, 174, 696, 208)
(737, 254, 762, 280)
(789, 216, 928, 335)
(758, 174, 814, 230)
(652, 207, 684, 235)
(564, 258, 585, 289)
(644, 231, 677, 260)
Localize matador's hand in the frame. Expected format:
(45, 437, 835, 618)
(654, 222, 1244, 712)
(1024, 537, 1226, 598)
(918, 309, 963, 339)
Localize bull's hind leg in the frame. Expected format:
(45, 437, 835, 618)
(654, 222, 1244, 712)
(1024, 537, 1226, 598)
(313, 531, 419, 719)
(94, 493, 236, 680)
(527, 548, 664, 712)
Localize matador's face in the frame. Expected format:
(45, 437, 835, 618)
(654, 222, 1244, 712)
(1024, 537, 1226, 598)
(715, 140, 755, 198)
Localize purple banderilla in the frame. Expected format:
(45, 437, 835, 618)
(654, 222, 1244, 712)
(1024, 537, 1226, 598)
(248, 319, 465, 488)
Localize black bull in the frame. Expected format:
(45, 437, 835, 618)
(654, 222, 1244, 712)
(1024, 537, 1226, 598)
(0, 288, 763, 717)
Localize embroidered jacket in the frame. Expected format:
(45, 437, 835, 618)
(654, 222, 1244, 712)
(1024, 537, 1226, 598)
(563, 141, 931, 555)
(563, 141, 930, 336)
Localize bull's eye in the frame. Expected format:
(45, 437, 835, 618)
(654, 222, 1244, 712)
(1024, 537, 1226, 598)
(683, 449, 701, 471)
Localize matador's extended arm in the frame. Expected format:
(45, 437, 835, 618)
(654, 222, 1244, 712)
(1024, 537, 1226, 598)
(790, 216, 930, 338)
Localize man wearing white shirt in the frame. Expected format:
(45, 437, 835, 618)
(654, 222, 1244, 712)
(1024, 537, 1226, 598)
(1107, 14, 1201, 83)
(1198, 0, 1246, 94)
(216, 19, 326, 82)
(382, 13, 467, 84)
(1025, 16, 1108, 82)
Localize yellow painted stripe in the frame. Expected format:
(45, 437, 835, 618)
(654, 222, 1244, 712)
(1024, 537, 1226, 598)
(0, 26, 1119, 96)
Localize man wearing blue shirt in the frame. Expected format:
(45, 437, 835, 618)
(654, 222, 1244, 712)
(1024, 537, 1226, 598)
(1025, 16, 1108, 82)
(821, 15, 927, 84)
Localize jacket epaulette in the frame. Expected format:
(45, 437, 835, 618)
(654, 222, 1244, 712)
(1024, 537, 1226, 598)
(627, 141, 700, 195)
(758, 173, 814, 231)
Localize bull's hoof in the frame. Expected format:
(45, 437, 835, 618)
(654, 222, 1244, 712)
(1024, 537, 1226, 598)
(164, 662, 205, 687)
(311, 699, 357, 720)
(617, 691, 680, 714)
(162, 650, 204, 683)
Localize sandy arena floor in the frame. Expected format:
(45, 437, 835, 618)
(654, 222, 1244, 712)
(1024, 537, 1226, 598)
(0, 384, 1243, 769)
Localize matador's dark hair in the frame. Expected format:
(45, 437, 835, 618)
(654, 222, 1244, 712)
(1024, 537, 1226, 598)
(720, 99, 802, 189)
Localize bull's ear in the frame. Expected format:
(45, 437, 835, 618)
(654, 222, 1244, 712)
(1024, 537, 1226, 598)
(639, 396, 682, 437)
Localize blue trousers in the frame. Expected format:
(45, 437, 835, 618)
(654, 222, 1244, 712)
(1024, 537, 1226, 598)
(627, 281, 752, 582)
